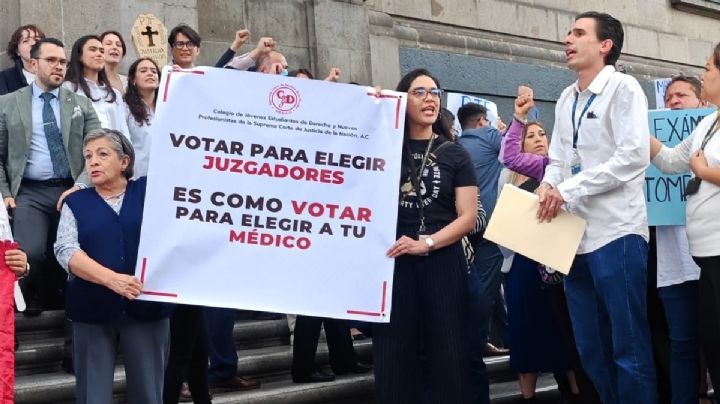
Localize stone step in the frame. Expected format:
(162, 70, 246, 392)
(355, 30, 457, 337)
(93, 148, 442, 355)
(14, 339, 374, 404)
(14, 338, 65, 376)
(15, 310, 66, 342)
(15, 340, 514, 403)
(14, 318, 290, 375)
(210, 370, 556, 404)
(211, 374, 375, 404)
(489, 374, 560, 403)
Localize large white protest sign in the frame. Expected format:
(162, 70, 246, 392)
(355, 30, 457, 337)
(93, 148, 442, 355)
(135, 67, 406, 322)
(445, 92, 500, 133)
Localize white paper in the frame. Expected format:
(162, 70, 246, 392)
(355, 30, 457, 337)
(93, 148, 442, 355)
(484, 184, 587, 274)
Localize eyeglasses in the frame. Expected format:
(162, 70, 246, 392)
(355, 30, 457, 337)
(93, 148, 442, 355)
(34, 57, 68, 68)
(409, 87, 443, 99)
(172, 41, 197, 50)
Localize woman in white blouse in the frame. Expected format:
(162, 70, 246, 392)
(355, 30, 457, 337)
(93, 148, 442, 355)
(650, 42, 720, 394)
(64, 35, 130, 137)
(99, 31, 128, 95)
(124, 58, 159, 178)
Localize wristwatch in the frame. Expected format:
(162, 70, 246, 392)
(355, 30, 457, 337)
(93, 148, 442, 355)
(19, 263, 30, 278)
(424, 236, 435, 251)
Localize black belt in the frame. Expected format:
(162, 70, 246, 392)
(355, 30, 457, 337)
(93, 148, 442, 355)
(22, 178, 74, 186)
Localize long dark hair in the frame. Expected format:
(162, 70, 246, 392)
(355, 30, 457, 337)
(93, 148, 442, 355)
(396, 68, 449, 181)
(124, 58, 159, 126)
(396, 68, 448, 141)
(65, 35, 117, 103)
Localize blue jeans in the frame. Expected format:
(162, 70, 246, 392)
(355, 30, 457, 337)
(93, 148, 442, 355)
(564, 234, 657, 404)
(204, 307, 238, 384)
(658, 280, 699, 404)
(467, 240, 503, 404)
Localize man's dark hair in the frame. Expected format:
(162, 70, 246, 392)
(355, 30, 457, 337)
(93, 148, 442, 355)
(456, 102, 487, 130)
(6, 24, 45, 60)
(29, 37, 64, 59)
(575, 11, 624, 66)
(668, 74, 702, 99)
(168, 24, 201, 47)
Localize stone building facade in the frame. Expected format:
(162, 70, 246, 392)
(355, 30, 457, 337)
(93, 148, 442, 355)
(1, 0, 718, 124)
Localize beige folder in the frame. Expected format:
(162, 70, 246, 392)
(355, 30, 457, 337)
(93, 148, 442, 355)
(484, 184, 587, 274)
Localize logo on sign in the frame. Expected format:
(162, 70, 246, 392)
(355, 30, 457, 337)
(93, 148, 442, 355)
(269, 84, 301, 114)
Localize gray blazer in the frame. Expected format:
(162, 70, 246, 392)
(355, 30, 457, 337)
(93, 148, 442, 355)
(0, 85, 101, 198)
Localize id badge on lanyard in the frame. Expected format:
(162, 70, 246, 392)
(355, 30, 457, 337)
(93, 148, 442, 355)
(570, 149, 582, 176)
(571, 92, 596, 176)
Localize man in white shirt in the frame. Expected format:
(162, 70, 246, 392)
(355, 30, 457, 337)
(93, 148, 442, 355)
(536, 11, 657, 403)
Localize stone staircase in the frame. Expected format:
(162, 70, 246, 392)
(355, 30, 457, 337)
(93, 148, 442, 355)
(14, 310, 561, 403)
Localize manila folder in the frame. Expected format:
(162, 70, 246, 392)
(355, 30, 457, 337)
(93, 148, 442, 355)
(484, 184, 586, 274)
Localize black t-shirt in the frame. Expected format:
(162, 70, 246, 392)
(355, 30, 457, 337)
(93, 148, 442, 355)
(397, 137, 477, 229)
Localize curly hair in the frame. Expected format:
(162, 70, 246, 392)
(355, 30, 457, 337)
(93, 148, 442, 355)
(6, 24, 45, 60)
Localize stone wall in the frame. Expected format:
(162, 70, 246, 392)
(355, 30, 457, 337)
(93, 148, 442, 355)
(0, 0, 716, 110)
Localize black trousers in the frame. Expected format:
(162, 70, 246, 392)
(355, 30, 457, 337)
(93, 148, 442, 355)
(163, 305, 211, 404)
(14, 180, 71, 307)
(646, 227, 672, 404)
(291, 315, 357, 377)
(693, 255, 720, 393)
(373, 241, 469, 404)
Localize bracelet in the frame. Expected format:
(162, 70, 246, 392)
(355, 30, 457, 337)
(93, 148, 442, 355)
(513, 114, 528, 125)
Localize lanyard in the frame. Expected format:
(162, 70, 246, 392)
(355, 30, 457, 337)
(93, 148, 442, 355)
(406, 135, 436, 232)
(572, 92, 597, 149)
(700, 115, 720, 151)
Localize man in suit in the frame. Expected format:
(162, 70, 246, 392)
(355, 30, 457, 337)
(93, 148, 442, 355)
(0, 37, 100, 315)
(0, 24, 45, 95)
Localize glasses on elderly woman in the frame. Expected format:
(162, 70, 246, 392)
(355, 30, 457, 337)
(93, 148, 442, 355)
(409, 87, 443, 99)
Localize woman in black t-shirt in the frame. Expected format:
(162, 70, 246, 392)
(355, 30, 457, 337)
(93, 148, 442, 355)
(373, 68, 478, 403)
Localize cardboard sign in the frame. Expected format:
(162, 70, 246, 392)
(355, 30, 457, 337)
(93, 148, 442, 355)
(131, 14, 168, 68)
(646, 108, 714, 225)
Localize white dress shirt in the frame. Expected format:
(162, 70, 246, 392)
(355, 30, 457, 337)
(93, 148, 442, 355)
(21, 69, 35, 86)
(63, 79, 130, 137)
(656, 225, 700, 287)
(543, 65, 650, 254)
(652, 111, 720, 257)
(127, 105, 154, 178)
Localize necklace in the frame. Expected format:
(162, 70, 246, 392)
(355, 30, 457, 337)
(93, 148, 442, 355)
(99, 189, 126, 200)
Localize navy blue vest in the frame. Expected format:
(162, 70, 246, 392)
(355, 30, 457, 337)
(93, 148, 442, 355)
(65, 177, 172, 323)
